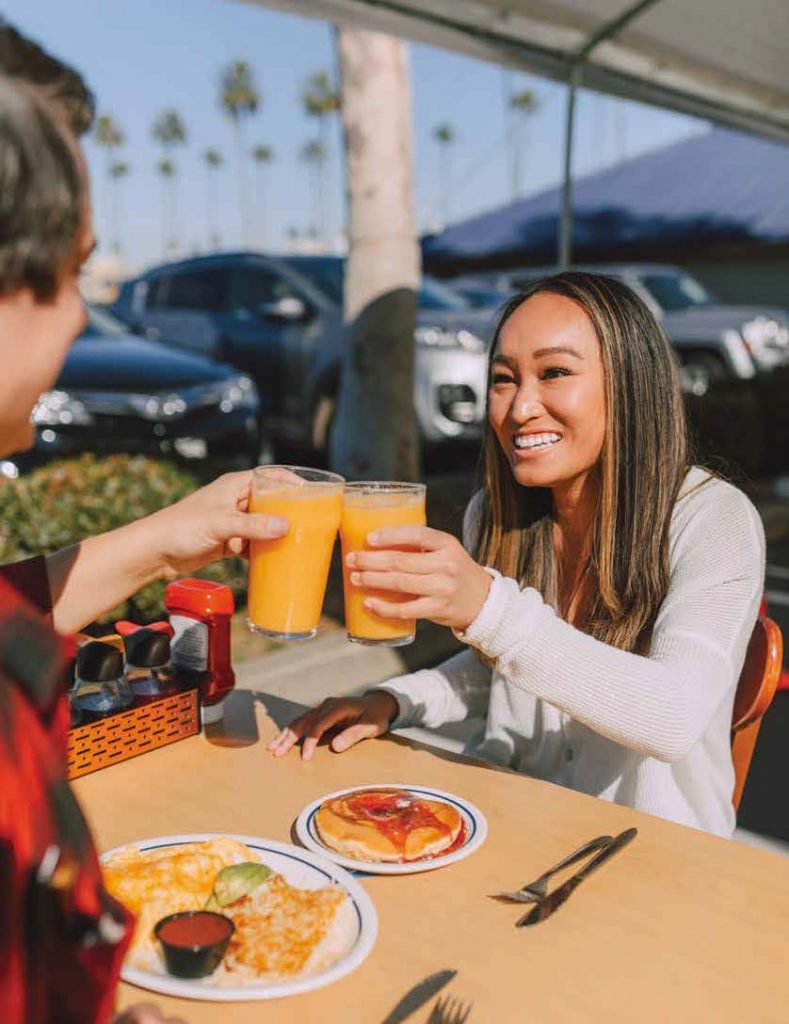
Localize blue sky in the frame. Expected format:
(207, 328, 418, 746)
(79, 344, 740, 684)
(4, 0, 706, 271)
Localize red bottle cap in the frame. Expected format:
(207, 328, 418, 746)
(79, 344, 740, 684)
(165, 578, 235, 617)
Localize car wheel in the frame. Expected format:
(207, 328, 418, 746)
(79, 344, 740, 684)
(311, 394, 336, 453)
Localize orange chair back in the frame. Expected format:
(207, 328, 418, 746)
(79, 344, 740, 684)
(731, 617, 783, 811)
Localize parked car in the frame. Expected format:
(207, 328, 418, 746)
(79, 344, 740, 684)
(111, 253, 493, 453)
(452, 264, 789, 383)
(10, 304, 263, 473)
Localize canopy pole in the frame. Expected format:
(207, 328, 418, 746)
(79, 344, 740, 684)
(559, 64, 581, 269)
(558, 0, 663, 269)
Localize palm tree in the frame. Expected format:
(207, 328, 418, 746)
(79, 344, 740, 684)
(251, 143, 274, 249)
(302, 71, 340, 242)
(300, 139, 326, 244)
(94, 114, 124, 253)
(156, 158, 177, 257)
(220, 61, 260, 246)
(432, 122, 455, 227)
(507, 85, 540, 198)
(202, 147, 223, 249)
(330, 28, 420, 480)
(151, 110, 186, 252)
(108, 160, 129, 255)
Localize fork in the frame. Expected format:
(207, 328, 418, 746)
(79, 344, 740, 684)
(491, 834, 613, 904)
(427, 995, 473, 1023)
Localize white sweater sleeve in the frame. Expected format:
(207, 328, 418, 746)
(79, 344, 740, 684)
(372, 492, 492, 729)
(456, 479, 765, 762)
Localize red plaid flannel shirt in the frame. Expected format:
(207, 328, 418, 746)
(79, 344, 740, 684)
(0, 557, 133, 1023)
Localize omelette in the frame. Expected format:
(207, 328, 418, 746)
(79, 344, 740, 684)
(102, 838, 355, 984)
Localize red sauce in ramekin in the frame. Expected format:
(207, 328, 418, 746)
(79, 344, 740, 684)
(157, 911, 232, 948)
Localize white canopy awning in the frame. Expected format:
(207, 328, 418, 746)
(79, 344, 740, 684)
(247, 0, 789, 143)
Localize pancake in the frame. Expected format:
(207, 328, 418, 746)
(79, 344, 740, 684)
(315, 788, 462, 862)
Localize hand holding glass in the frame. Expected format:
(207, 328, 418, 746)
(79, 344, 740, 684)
(341, 482, 426, 646)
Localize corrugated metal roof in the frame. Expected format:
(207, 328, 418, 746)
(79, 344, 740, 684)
(422, 127, 789, 264)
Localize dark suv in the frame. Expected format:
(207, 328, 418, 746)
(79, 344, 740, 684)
(111, 253, 493, 452)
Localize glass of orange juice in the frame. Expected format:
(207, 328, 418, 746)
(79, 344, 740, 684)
(247, 466, 344, 641)
(341, 482, 427, 647)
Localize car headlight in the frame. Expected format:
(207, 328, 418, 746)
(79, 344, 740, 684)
(742, 317, 789, 351)
(217, 374, 259, 413)
(128, 393, 188, 420)
(31, 389, 94, 426)
(415, 326, 485, 352)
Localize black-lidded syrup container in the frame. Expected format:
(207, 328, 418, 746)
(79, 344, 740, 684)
(70, 641, 133, 724)
(125, 629, 179, 706)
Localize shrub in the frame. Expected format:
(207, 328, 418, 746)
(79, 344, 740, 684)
(0, 454, 246, 623)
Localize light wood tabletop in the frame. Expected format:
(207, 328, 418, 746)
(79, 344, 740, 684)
(73, 688, 789, 1023)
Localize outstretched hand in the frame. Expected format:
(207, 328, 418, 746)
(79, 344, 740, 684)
(145, 470, 289, 577)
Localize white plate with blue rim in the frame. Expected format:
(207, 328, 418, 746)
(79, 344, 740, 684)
(100, 832, 377, 1001)
(295, 784, 488, 876)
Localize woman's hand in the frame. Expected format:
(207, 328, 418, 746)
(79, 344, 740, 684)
(267, 692, 400, 762)
(145, 470, 289, 578)
(345, 525, 492, 633)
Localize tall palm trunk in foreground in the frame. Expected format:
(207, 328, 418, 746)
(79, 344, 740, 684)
(330, 29, 420, 481)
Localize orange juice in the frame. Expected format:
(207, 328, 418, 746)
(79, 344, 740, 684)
(247, 468, 343, 640)
(341, 484, 426, 645)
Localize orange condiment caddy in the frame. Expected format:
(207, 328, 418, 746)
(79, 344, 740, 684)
(65, 578, 237, 778)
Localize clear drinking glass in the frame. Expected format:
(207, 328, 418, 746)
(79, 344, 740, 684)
(247, 465, 344, 641)
(341, 481, 427, 647)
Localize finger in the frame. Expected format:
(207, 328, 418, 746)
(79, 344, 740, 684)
(267, 725, 302, 756)
(330, 720, 383, 752)
(366, 525, 449, 551)
(349, 570, 446, 597)
(228, 510, 289, 542)
(345, 548, 444, 574)
(299, 702, 364, 761)
(363, 596, 434, 620)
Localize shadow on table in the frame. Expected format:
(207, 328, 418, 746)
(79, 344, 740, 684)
(203, 689, 308, 748)
(203, 688, 513, 778)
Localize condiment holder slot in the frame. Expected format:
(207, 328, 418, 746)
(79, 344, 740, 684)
(66, 687, 200, 780)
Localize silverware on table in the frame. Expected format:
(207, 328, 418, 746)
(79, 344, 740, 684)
(381, 969, 457, 1023)
(427, 994, 473, 1023)
(517, 826, 638, 927)
(492, 834, 613, 904)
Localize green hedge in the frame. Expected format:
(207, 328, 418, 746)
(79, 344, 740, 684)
(0, 454, 246, 624)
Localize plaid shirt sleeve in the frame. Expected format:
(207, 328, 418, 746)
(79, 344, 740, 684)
(0, 559, 133, 1024)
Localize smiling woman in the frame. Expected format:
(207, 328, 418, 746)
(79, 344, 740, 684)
(273, 272, 766, 839)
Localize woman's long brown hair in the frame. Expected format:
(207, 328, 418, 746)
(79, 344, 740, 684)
(476, 271, 690, 654)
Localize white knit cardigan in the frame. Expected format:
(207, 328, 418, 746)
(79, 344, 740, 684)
(377, 468, 765, 836)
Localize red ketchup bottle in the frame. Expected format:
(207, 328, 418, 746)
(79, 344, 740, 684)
(164, 579, 235, 724)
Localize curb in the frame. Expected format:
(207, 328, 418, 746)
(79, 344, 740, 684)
(235, 622, 462, 702)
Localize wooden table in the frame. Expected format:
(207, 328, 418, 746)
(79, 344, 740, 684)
(74, 688, 789, 1023)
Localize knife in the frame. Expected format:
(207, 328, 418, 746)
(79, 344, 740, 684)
(381, 969, 457, 1023)
(517, 827, 638, 927)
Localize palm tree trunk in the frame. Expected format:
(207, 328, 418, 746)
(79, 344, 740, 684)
(318, 115, 329, 245)
(330, 27, 420, 481)
(234, 122, 250, 247)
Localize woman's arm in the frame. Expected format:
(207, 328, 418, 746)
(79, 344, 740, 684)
(373, 647, 492, 729)
(459, 484, 765, 762)
(47, 471, 288, 635)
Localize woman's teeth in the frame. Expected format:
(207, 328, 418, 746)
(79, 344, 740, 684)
(514, 433, 561, 450)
